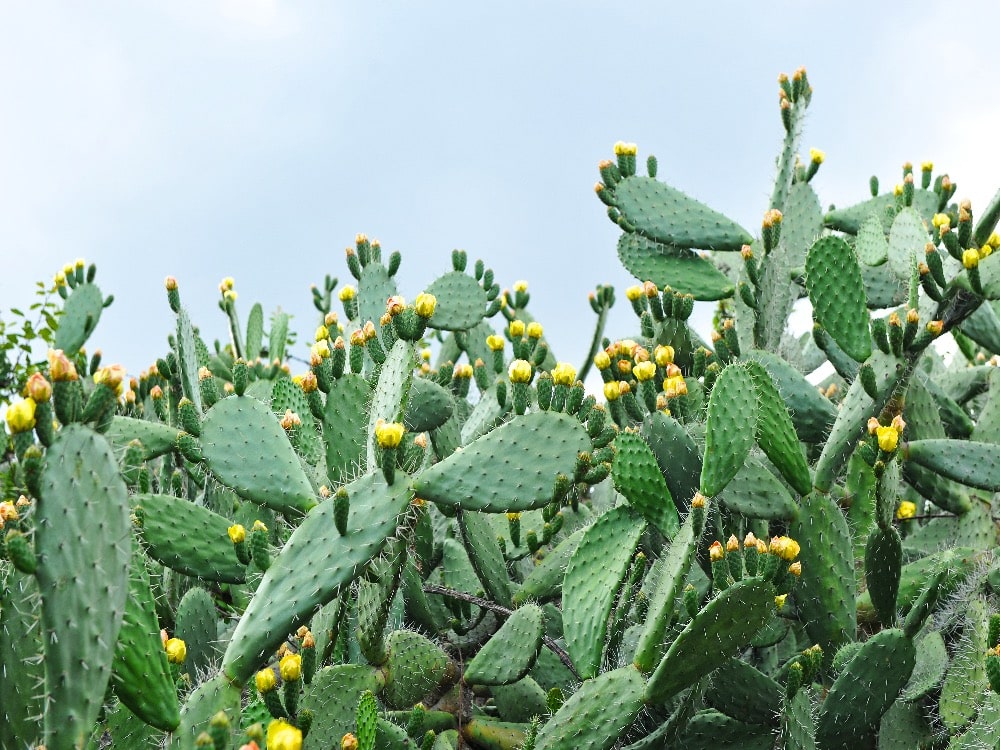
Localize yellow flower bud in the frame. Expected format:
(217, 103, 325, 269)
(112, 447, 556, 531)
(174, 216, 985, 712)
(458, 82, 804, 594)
(165, 637, 187, 664)
(47, 349, 79, 382)
(654, 345, 674, 367)
(691, 492, 707, 509)
(594, 351, 611, 370)
(486, 335, 505, 352)
(315, 326, 329, 342)
(5, 398, 36, 434)
(526, 322, 543, 339)
(414, 292, 437, 318)
(625, 285, 643, 301)
(252, 520, 268, 533)
(279, 652, 302, 682)
(932, 213, 951, 229)
(743, 532, 758, 549)
(509, 320, 526, 338)
(921, 161, 933, 172)
(788, 561, 802, 577)
(551, 362, 577, 386)
(876, 425, 899, 452)
(632, 361, 657, 382)
(775, 594, 788, 609)
(508, 359, 533, 384)
(926, 320, 943, 336)
(809, 147, 825, 164)
(342, 733, 359, 750)
(612, 141, 638, 156)
(709, 540, 725, 562)
(603, 381, 621, 401)
(311, 341, 331, 360)
(893, 184, 903, 197)
(768, 536, 800, 562)
(338, 285, 356, 301)
(896, 500, 917, 520)
(375, 419, 405, 449)
(513, 280, 529, 293)
(255, 668, 277, 693)
(726, 535, 740, 552)
(228, 524, 246, 544)
(220, 276, 235, 291)
(267, 719, 303, 750)
(963, 248, 980, 269)
(165, 275, 178, 291)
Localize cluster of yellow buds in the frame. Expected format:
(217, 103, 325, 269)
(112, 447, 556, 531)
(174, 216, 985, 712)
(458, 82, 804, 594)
(867, 414, 905, 453)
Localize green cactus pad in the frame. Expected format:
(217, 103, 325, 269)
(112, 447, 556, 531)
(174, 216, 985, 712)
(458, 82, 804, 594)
(791, 491, 856, 662)
(382, 629, 452, 710)
(269, 309, 290, 362)
(458, 509, 514, 608)
(301, 664, 385, 750)
(856, 212, 889, 266)
(640, 411, 701, 510)
(133, 493, 247, 584)
(805, 236, 872, 362)
(611, 175, 753, 251)
(782, 181, 824, 267)
(940, 597, 990, 732)
(201, 395, 316, 515)
(534, 665, 646, 750)
(705, 658, 782, 726)
(512, 526, 586, 606)
(746, 360, 812, 495)
(946, 691, 1000, 750)
(616, 233, 734, 300)
(357, 536, 407, 666)
(0, 568, 44, 748)
(823, 189, 938, 234)
(222, 472, 412, 684)
(901, 629, 948, 701)
(878, 700, 933, 750)
(719, 456, 797, 520)
(324, 373, 371, 484)
(781, 688, 818, 750)
(270, 376, 323, 465)
(461, 718, 527, 750)
(168, 673, 241, 750)
(563, 505, 647, 678)
(675, 710, 775, 750)
(464, 604, 544, 686)
(887, 206, 930, 281)
(413, 412, 590, 512)
(864, 526, 903, 629)
(906, 438, 1000, 491)
(645, 577, 776, 704)
(861, 262, 907, 309)
(424, 271, 490, 331)
(405, 376, 455, 433)
(367, 339, 415, 470)
(816, 628, 915, 750)
(492, 677, 548, 723)
(54, 281, 104, 353)
(106, 416, 183, 458)
(176, 307, 204, 412)
(103, 702, 163, 750)
(245, 301, 263, 358)
(111, 540, 181, 732)
(700, 362, 758, 497)
(175, 586, 221, 680)
(746, 349, 836, 443)
(612, 431, 679, 538)
(37, 424, 132, 750)
(359, 263, 398, 328)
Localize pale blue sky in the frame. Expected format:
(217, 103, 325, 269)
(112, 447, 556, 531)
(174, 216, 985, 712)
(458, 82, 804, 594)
(3, 2, 1000, 378)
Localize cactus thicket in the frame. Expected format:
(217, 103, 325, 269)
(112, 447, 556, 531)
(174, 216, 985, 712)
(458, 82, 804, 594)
(5, 65, 1000, 750)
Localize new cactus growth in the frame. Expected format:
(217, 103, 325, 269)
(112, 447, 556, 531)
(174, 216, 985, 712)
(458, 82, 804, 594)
(5, 64, 1000, 750)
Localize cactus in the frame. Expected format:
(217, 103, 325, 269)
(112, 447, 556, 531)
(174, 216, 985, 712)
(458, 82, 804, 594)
(8, 64, 1000, 750)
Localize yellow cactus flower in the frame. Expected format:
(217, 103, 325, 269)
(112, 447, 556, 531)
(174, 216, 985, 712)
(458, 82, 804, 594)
(921, 161, 933, 172)
(228, 524, 246, 544)
(513, 280, 529, 293)
(280, 410, 302, 431)
(762, 209, 783, 227)
(613, 141, 638, 156)
(252, 520, 268, 533)
(0, 501, 19, 525)
(509, 320, 526, 338)
(654, 345, 675, 367)
(632, 361, 656, 382)
(223, 289, 237, 302)
(338, 285, 356, 301)
(625, 285, 643, 302)
(896, 501, 917, 520)
(775, 594, 788, 609)
(893, 184, 904, 197)
(809, 148, 825, 164)
(311, 341, 331, 360)
(594, 351, 611, 370)
(691, 492, 707, 509)
(164, 637, 187, 664)
(94, 364, 127, 397)
(267, 720, 302, 750)
(508, 359, 533, 384)
(5, 398, 36, 434)
(453, 363, 473, 379)
(47, 349, 78, 382)
(385, 295, 406, 317)
(603, 381, 621, 402)
(551, 362, 577, 386)
(526, 322, 543, 339)
(375, 419, 405, 449)
(709, 540, 725, 562)
(255, 668, 277, 693)
(414, 292, 437, 318)
(342, 733, 359, 750)
(53, 271, 67, 287)
(769, 536, 800, 562)
(788, 561, 802, 577)
(279, 652, 302, 682)
(486, 334, 505, 352)
(926, 320, 943, 336)
(726, 535, 740, 552)
(315, 325, 329, 342)
(25, 372, 52, 403)
(165, 275, 178, 291)
(662, 375, 688, 399)
(876, 425, 899, 453)
(932, 213, 951, 229)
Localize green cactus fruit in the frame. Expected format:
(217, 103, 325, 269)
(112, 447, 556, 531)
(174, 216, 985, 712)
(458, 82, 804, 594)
(856, 212, 889, 266)
(815, 628, 915, 749)
(457, 509, 514, 608)
(864, 525, 903, 629)
(746, 349, 837, 444)
(106, 416, 184, 458)
(611, 431, 679, 538)
(745, 361, 812, 495)
(54, 280, 105, 354)
(37, 424, 132, 750)
(645, 577, 776, 704)
(133, 493, 247, 584)
(324, 373, 371, 484)
(563, 505, 647, 679)
(464, 604, 544, 686)
(200, 395, 316, 516)
(805, 236, 872, 363)
(719, 456, 797, 520)
(615, 233, 734, 300)
(423, 271, 490, 330)
(492, 677, 548, 724)
(533, 665, 646, 750)
(700, 362, 757, 497)
(512, 526, 586, 606)
(111, 539, 181, 732)
(404, 377, 454, 433)
(905, 438, 1000, 492)
(176, 307, 205, 412)
(357, 689, 379, 750)
(940, 597, 991, 732)
(705, 657, 782, 727)
(608, 174, 753, 251)
(175, 586, 221, 681)
(222, 472, 412, 685)
(301, 665, 385, 750)
(632, 505, 700, 674)
(382, 630, 452, 710)
(413, 412, 590, 512)
(0, 567, 44, 748)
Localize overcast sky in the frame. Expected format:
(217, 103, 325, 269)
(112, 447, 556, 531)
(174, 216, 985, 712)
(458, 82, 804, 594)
(3, 1, 1000, 382)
